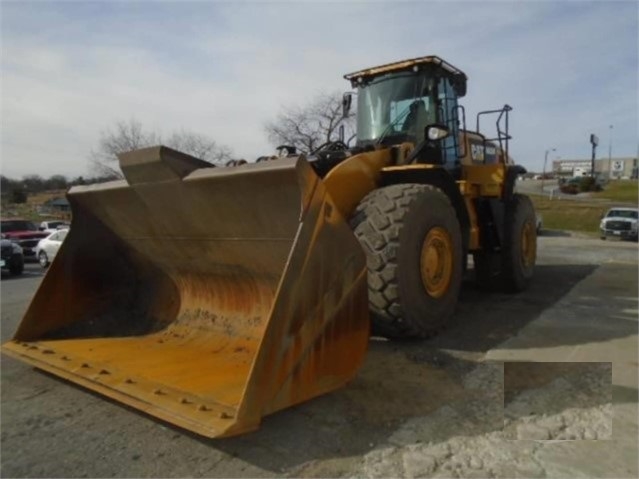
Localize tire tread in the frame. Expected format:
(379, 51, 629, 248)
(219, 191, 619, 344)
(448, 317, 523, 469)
(350, 184, 458, 338)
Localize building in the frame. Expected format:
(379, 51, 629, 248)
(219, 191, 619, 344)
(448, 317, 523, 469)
(41, 197, 71, 213)
(552, 157, 638, 179)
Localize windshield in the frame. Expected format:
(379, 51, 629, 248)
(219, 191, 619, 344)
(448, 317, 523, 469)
(356, 72, 437, 144)
(0, 220, 38, 232)
(606, 210, 638, 219)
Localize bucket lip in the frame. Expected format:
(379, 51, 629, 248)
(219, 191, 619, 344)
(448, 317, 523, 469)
(68, 155, 305, 196)
(1, 339, 250, 438)
(68, 179, 129, 195)
(187, 156, 301, 181)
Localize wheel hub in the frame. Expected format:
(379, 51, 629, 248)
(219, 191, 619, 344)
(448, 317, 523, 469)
(420, 227, 453, 298)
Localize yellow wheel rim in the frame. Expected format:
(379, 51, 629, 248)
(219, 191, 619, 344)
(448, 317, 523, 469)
(420, 227, 454, 299)
(521, 220, 536, 268)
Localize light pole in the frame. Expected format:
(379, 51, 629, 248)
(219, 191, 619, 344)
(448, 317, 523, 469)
(608, 124, 613, 163)
(542, 147, 556, 189)
(608, 125, 614, 178)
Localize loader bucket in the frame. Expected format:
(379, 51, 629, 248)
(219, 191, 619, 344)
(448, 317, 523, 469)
(2, 146, 369, 438)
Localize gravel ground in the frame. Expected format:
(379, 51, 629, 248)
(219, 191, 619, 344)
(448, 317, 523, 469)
(503, 362, 612, 441)
(329, 362, 616, 478)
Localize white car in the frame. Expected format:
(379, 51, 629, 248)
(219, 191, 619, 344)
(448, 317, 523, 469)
(35, 229, 69, 268)
(39, 220, 70, 234)
(600, 207, 638, 241)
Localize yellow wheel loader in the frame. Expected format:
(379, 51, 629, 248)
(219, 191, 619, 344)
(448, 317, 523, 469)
(2, 56, 537, 438)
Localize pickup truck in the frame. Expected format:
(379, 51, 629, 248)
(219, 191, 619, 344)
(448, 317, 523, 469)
(600, 207, 638, 241)
(0, 219, 49, 260)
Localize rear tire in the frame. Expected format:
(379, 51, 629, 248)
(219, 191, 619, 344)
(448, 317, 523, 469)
(350, 184, 463, 339)
(501, 194, 536, 293)
(473, 194, 536, 293)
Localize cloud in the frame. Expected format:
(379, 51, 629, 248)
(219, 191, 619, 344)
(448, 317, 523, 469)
(1, 1, 636, 178)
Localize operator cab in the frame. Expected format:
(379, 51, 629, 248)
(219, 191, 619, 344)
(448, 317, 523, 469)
(344, 56, 467, 169)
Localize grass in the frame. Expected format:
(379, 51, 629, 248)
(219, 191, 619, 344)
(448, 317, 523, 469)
(531, 196, 609, 235)
(591, 180, 638, 203)
(531, 180, 637, 236)
(1, 190, 69, 223)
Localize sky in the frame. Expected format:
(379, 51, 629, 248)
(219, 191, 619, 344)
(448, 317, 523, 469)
(1, 0, 637, 178)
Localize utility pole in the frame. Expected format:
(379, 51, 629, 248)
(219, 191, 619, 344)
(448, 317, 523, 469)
(608, 124, 613, 164)
(590, 134, 599, 176)
(542, 147, 556, 189)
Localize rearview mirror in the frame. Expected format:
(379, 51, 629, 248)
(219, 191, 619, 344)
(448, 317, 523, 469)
(342, 92, 353, 118)
(425, 124, 450, 141)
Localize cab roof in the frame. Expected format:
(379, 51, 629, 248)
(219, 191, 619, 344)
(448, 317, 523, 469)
(344, 55, 467, 97)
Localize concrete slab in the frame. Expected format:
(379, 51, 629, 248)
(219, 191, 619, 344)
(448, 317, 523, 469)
(487, 262, 638, 477)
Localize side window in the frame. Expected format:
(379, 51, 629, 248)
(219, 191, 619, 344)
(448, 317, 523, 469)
(50, 233, 59, 241)
(59, 230, 68, 241)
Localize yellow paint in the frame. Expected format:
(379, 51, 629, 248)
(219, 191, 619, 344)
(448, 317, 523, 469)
(323, 148, 393, 218)
(420, 227, 454, 298)
(463, 196, 481, 251)
(344, 55, 464, 82)
(462, 164, 505, 197)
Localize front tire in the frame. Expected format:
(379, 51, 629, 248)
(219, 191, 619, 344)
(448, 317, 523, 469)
(350, 184, 463, 339)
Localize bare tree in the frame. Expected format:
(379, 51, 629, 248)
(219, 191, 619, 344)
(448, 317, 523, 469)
(264, 91, 355, 155)
(89, 119, 234, 178)
(165, 130, 233, 164)
(21, 174, 45, 192)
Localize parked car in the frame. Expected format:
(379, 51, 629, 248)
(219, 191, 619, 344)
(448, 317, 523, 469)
(0, 219, 49, 261)
(39, 220, 70, 234)
(0, 238, 24, 276)
(35, 229, 69, 268)
(600, 207, 638, 241)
